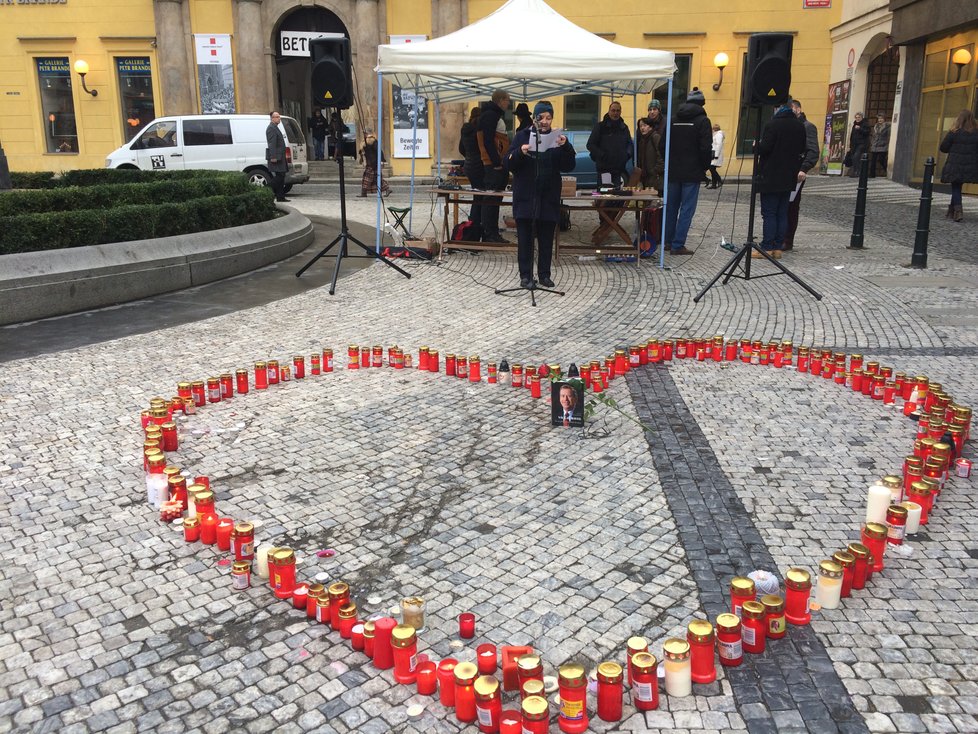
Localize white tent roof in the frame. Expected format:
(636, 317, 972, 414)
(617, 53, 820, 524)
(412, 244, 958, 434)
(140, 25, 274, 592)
(375, 0, 676, 102)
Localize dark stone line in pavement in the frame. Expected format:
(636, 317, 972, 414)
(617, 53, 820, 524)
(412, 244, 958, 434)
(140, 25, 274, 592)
(626, 365, 869, 734)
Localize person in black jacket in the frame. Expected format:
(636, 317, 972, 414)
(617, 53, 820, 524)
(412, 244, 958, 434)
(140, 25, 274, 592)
(514, 103, 533, 133)
(477, 90, 512, 243)
(664, 88, 712, 256)
(784, 99, 820, 251)
(940, 108, 978, 222)
(754, 103, 806, 259)
(505, 101, 576, 289)
(308, 107, 328, 161)
(586, 101, 632, 187)
(459, 106, 484, 235)
(846, 112, 871, 177)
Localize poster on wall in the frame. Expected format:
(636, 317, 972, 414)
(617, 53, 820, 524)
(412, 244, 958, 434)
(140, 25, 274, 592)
(389, 34, 430, 159)
(820, 79, 851, 175)
(194, 34, 236, 114)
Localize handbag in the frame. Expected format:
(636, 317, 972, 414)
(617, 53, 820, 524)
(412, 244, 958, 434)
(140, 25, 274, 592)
(843, 150, 853, 167)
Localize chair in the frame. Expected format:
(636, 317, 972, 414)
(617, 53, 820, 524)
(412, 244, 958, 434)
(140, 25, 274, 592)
(387, 206, 414, 239)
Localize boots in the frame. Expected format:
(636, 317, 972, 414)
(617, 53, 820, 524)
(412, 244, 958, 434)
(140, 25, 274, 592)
(946, 204, 954, 219)
(953, 205, 963, 222)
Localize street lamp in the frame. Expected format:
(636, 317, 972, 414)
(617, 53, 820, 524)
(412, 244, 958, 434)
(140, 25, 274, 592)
(952, 48, 972, 83)
(73, 59, 98, 96)
(713, 52, 729, 92)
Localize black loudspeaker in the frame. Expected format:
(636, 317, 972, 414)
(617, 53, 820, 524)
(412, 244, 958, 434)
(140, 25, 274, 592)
(745, 33, 793, 106)
(310, 36, 354, 109)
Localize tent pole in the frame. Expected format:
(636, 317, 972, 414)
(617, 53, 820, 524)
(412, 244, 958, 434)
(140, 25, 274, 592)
(409, 78, 419, 233)
(435, 93, 442, 184)
(660, 77, 673, 269)
(376, 72, 384, 252)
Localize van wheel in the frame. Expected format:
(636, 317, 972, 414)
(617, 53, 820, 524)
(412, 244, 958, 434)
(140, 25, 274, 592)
(247, 168, 272, 187)
(118, 164, 139, 170)
(282, 184, 293, 194)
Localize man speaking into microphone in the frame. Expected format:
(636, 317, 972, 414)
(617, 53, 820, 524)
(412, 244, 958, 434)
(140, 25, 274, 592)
(505, 101, 576, 289)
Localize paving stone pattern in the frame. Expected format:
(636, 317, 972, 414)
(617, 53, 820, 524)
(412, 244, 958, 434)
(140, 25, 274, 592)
(1, 177, 977, 733)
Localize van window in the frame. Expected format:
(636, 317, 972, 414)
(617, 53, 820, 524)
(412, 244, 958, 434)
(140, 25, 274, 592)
(184, 118, 233, 146)
(281, 117, 303, 144)
(136, 121, 178, 149)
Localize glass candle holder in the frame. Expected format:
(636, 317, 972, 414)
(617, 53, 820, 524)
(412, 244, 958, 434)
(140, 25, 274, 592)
(595, 661, 623, 722)
(662, 639, 692, 698)
(458, 612, 476, 639)
(438, 658, 458, 707)
(815, 560, 843, 610)
(454, 661, 479, 723)
(716, 613, 743, 667)
(521, 695, 549, 734)
(474, 675, 502, 733)
(901, 501, 922, 534)
(832, 551, 855, 598)
(557, 662, 588, 733)
(391, 624, 418, 685)
(861, 522, 887, 573)
(626, 636, 648, 687)
(477, 644, 497, 675)
(784, 568, 812, 625)
(686, 620, 716, 684)
(740, 601, 766, 654)
(630, 652, 658, 710)
(400, 596, 426, 632)
(847, 542, 870, 590)
(760, 594, 786, 639)
(886, 504, 908, 545)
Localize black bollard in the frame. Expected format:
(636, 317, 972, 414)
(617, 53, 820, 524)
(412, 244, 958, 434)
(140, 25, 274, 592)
(910, 156, 935, 269)
(849, 153, 869, 249)
(0, 138, 11, 190)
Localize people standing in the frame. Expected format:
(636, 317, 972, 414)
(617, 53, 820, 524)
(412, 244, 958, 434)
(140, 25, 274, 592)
(358, 134, 391, 198)
(505, 101, 576, 289)
(708, 123, 725, 188)
(514, 102, 533, 133)
(869, 115, 891, 178)
(477, 90, 512, 243)
(308, 107, 328, 161)
(664, 87, 713, 256)
(783, 99, 820, 251)
(265, 111, 290, 203)
(587, 101, 633, 188)
(846, 112, 871, 177)
(939, 109, 978, 222)
(636, 117, 664, 194)
(753, 103, 806, 259)
(646, 99, 667, 138)
(459, 106, 484, 236)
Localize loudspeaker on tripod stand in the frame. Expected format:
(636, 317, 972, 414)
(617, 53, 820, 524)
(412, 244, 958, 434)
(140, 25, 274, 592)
(744, 33, 793, 107)
(310, 36, 354, 109)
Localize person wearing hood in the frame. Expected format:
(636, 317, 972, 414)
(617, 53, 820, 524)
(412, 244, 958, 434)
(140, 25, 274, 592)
(753, 102, 806, 259)
(664, 87, 713, 256)
(845, 112, 871, 177)
(477, 90, 512, 243)
(505, 101, 576, 289)
(586, 101, 633, 188)
(514, 102, 533, 133)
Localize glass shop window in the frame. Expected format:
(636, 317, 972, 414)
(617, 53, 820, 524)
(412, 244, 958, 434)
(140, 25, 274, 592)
(36, 57, 78, 154)
(116, 57, 156, 142)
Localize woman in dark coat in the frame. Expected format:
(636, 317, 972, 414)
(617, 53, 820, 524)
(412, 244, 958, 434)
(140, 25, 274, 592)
(505, 101, 576, 289)
(459, 106, 484, 231)
(939, 109, 978, 222)
(754, 104, 806, 258)
(846, 112, 872, 177)
(636, 117, 664, 194)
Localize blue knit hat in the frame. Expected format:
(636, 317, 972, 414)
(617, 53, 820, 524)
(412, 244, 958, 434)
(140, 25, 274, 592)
(533, 101, 554, 119)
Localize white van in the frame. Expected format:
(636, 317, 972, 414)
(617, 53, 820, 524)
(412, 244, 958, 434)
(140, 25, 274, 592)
(105, 114, 309, 191)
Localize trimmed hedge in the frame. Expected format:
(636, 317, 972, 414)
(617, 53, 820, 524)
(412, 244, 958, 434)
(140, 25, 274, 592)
(10, 168, 214, 189)
(0, 189, 277, 254)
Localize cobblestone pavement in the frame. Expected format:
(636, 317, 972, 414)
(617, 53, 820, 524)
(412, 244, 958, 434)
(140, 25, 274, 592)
(1, 176, 977, 734)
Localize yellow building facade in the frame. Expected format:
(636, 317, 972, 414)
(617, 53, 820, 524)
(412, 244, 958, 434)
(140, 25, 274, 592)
(1, 0, 841, 176)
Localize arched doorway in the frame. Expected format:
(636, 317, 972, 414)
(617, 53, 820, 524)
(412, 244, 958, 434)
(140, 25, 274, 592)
(273, 7, 349, 140)
(865, 46, 900, 122)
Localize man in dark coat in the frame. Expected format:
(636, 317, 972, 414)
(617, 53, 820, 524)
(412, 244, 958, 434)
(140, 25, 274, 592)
(754, 103, 806, 258)
(505, 101, 576, 289)
(587, 101, 632, 188)
(308, 107, 328, 161)
(664, 87, 713, 256)
(477, 90, 512, 243)
(846, 112, 871, 177)
(265, 111, 289, 202)
(783, 99, 820, 251)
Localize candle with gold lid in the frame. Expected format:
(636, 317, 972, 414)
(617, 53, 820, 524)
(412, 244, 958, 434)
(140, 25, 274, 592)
(760, 595, 786, 639)
(832, 551, 855, 597)
(687, 619, 716, 683)
(662, 639, 692, 697)
(815, 560, 843, 610)
(847, 542, 870, 589)
(730, 576, 756, 617)
(784, 568, 812, 625)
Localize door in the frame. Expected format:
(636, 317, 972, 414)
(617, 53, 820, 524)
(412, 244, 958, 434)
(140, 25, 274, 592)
(132, 120, 184, 171)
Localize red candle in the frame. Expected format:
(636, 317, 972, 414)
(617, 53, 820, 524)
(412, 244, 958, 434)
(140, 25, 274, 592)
(314, 596, 329, 627)
(446, 354, 457, 377)
(323, 348, 333, 372)
(232, 522, 254, 561)
(373, 617, 396, 670)
(502, 646, 534, 692)
(687, 620, 717, 683)
(438, 658, 458, 707)
(338, 603, 357, 639)
(216, 517, 234, 551)
(477, 644, 497, 675)
(458, 612, 475, 638)
(310, 354, 321, 375)
(454, 661, 479, 723)
(474, 675, 503, 733)
(626, 636, 648, 687)
(596, 661, 623, 722)
(306, 584, 324, 618)
(630, 652, 658, 710)
(499, 709, 521, 734)
(267, 359, 280, 384)
(469, 356, 481, 382)
(784, 568, 812, 625)
(271, 548, 296, 599)
(761, 594, 787, 639)
(255, 362, 268, 389)
(716, 613, 743, 667)
(235, 369, 249, 394)
(220, 373, 234, 399)
(521, 695, 550, 733)
(363, 621, 375, 658)
(292, 585, 308, 610)
(848, 543, 870, 590)
(351, 624, 365, 651)
(328, 582, 349, 629)
(183, 517, 200, 543)
(419, 347, 430, 371)
(427, 349, 439, 372)
(194, 476, 210, 490)
(416, 661, 437, 695)
(200, 515, 217, 545)
(557, 662, 588, 733)
(529, 375, 541, 399)
(293, 355, 305, 379)
(861, 523, 887, 573)
(730, 576, 756, 618)
(741, 601, 767, 654)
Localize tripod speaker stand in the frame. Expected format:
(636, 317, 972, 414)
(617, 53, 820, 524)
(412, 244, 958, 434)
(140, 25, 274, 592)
(295, 111, 411, 294)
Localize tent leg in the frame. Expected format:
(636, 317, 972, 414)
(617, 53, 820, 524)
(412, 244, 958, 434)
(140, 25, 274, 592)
(660, 77, 673, 269)
(376, 73, 384, 253)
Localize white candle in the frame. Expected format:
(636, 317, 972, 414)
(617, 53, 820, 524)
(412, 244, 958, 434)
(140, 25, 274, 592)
(255, 544, 273, 578)
(815, 561, 843, 610)
(146, 473, 167, 509)
(901, 501, 922, 534)
(866, 482, 890, 524)
(662, 639, 692, 697)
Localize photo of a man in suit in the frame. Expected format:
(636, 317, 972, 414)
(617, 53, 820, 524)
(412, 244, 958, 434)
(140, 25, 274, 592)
(552, 381, 584, 428)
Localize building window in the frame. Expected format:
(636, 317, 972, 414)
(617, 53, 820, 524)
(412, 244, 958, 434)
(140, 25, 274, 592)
(183, 118, 233, 146)
(36, 57, 77, 154)
(117, 57, 156, 142)
(564, 94, 600, 130)
(865, 48, 900, 122)
(736, 53, 776, 156)
(651, 54, 691, 117)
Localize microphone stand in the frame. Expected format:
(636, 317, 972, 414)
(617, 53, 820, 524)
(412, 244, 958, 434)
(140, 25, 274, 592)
(494, 122, 565, 307)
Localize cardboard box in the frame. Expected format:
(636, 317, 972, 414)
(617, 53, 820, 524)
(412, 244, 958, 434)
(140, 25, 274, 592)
(561, 176, 577, 198)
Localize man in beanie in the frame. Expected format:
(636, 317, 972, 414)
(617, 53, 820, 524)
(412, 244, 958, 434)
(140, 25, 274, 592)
(753, 101, 806, 259)
(647, 98, 667, 137)
(664, 87, 713, 255)
(505, 100, 576, 289)
(586, 100, 633, 188)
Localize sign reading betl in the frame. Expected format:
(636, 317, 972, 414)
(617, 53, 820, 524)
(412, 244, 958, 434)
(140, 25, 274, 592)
(280, 31, 344, 57)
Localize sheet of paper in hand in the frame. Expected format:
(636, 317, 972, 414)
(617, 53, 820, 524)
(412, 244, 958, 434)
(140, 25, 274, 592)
(527, 128, 563, 152)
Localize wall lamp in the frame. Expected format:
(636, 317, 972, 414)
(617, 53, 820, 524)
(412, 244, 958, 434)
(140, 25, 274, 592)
(73, 59, 98, 97)
(713, 52, 729, 91)
(952, 48, 972, 83)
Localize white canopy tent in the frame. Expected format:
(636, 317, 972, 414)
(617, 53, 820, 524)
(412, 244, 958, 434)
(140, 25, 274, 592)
(372, 0, 678, 265)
